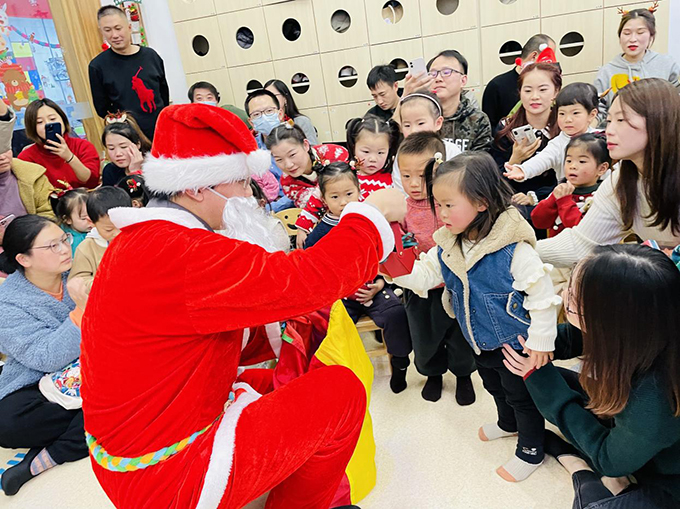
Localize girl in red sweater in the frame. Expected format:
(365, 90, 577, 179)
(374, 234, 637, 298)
(266, 123, 348, 248)
(531, 133, 610, 237)
(346, 114, 401, 201)
(19, 99, 100, 189)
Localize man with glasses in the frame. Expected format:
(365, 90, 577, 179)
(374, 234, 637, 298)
(244, 89, 294, 211)
(405, 50, 492, 152)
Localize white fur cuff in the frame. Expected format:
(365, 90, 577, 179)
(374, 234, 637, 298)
(340, 202, 395, 262)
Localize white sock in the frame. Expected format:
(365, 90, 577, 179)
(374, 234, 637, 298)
(498, 455, 543, 482)
(479, 422, 517, 441)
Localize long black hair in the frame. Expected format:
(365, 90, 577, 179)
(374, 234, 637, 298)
(0, 215, 54, 274)
(424, 151, 513, 244)
(346, 114, 402, 173)
(264, 79, 302, 119)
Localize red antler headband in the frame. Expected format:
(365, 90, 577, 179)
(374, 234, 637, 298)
(49, 180, 74, 200)
(105, 111, 128, 125)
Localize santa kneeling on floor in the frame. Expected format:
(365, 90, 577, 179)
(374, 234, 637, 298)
(80, 103, 404, 509)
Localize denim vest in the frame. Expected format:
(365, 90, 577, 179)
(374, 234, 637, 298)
(439, 243, 530, 354)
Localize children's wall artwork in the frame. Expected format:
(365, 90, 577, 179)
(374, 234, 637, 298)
(0, 1, 83, 136)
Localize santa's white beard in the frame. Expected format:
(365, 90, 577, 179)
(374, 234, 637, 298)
(218, 196, 290, 253)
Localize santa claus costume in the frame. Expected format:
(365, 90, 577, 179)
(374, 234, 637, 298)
(80, 104, 395, 508)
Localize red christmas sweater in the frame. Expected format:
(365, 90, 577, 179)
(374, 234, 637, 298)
(18, 134, 101, 189)
(531, 183, 599, 237)
(280, 144, 348, 232)
(358, 172, 393, 201)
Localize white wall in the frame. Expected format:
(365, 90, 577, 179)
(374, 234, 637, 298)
(670, 0, 680, 64)
(100, 0, 188, 104)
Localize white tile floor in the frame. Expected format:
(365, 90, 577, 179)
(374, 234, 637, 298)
(0, 339, 574, 509)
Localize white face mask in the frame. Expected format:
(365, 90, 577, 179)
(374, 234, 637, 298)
(196, 100, 219, 107)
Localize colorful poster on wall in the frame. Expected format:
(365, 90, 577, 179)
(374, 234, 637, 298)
(0, 0, 84, 136)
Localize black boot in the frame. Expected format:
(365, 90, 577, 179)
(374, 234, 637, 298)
(455, 375, 476, 406)
(421, 375, 443, 402)
(389, 356, 409, 394)
(1, 448, 41, 496)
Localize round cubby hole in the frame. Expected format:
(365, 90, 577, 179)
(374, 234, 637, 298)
(282, 18, 301, 42)
(498, 40, 522, 65)
(499, 0, 518, 4)
(339, 66, 358, 88)
(390, 58, 408, 82)
(560, 32, 585, 57)
(436, 0, 459, 15)
(291, 73, 310, 94)
(246, 80, 263, 94)
(236, 27, 254, 49)
(382, 1, 403, 25)
(331, 9, 351, 33)
(192, 35, 209, 57)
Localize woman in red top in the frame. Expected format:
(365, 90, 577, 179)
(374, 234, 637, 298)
(19, 99, 100, 189)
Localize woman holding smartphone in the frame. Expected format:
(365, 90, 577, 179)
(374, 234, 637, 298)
(490, 63, 562, 236)
(19, 99, 100, 189)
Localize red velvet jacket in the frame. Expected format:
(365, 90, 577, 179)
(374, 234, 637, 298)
(80, 204, 388, 508)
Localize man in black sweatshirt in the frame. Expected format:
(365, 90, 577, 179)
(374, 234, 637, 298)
(88, 5, 169, 140)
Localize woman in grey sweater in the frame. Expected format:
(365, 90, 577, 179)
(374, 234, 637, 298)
(265, 79, 319, 144)
(0, 215, 87, 496)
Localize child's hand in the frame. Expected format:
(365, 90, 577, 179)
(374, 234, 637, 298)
(552, 182, 575, 200)
(295, 230, 308, 249)
(355, 279, 384, 303)
(502, 336, 554, 376)
(510, 137, 541, 164)
(511, 193, 533, 206)
(503, 163, 525, 181)
(526, 349, 554, 370)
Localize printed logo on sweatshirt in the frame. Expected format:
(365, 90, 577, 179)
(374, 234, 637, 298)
(131, 66, 156, 113)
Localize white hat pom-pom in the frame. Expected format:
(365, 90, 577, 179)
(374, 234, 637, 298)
(246, 150, 271, 178)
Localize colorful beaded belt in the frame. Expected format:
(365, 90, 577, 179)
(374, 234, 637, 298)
(86, 418, 217, 473)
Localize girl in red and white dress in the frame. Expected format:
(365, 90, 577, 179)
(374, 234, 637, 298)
(346, 115, 402, 200)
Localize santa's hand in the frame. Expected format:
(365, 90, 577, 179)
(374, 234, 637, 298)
(365, 188, 407, 223)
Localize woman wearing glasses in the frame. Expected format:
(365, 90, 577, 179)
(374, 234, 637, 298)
(0, 215, 89, 496)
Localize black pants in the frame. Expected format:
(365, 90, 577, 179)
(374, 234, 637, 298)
(0, 384, 87, 464)
(343, 287, 412, 359)
(404, 288, 476, 378)
(572, 471, 677, 509)
(475, 348, 545, 464)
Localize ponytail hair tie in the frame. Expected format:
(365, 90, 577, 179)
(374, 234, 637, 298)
(434, 152, 444, 164)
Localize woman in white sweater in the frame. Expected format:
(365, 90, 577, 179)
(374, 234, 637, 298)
(537, 78, 680, 266)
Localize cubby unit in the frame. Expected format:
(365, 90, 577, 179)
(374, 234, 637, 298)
(168, 0, 217, 23)
(263, 0, 319, 61)
(480, 0, 540, 27)
(418, 0, 479, 37)
(370, 38, 425, 89)
(214, 0, 263, 14)
(174, 17, 228, 74)
(479, 19, 540, 85)
(299, 106, 333, 143)
(272, 54, 328, 110)
(228, 61, 276, 109)
(542, 10, 604, 75)
(329, 101, 376, 142)
(321, 46, 374, 106)
(312, 0, 369, 53)
(365, 0, 423, 45)
(541, 0, 603, 18)
(218, 8, 272, 67)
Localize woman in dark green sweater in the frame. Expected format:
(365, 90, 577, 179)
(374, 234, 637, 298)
(503, 244, 680, 509)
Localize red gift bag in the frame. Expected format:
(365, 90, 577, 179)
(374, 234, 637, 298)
(379, 223, 419, 278)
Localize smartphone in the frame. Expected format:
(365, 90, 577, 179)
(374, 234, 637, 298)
(512, 124, 537, 144)
(44, 122, 62, 144)
(0, 214, 15, 228)
(408, 57, 428, 78)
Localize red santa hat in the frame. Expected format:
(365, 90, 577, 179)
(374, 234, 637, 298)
(515, 44, 557, 68)
(142, 104, 271, 194)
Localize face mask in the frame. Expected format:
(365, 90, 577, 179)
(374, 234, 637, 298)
(196, 100, 218, 107)
(252, 112, 281, 136)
